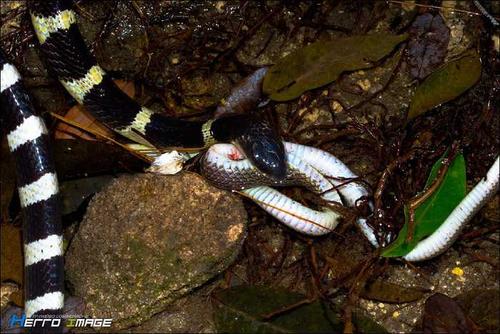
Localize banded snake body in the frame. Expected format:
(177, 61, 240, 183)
(0, 0, 498, 329)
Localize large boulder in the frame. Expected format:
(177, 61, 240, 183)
(65, 172, 247, 329)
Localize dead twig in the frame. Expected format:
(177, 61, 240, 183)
(260, 297, 316, 321)
(49, 112, 153, 163)
(405, 144, 459, 243)
(388, 0, 500, 20)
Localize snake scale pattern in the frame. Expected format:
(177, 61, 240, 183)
(1, 50, 64, 320)
(29, 0, 286, 179)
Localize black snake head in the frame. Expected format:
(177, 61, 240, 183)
(236, 125, 287, 180)
(211, 114, 287, 179)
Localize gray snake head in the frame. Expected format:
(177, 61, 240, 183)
(211, 114, 287, 179)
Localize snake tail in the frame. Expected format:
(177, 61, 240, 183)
(403, 156, 499, 261)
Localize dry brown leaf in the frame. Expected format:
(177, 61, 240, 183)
(54, 80, 135, 140)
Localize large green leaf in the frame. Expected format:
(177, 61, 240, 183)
(213, 285, 387, 333)
(263, 34, 408, 101)
(381, 153, 466, 257)
(407, 51, 481, 121)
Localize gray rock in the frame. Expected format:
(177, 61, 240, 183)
(65, 172, 247, 329)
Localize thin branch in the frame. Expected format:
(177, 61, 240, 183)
(388, 0, 500, 19)
(49, 112, 153, 163)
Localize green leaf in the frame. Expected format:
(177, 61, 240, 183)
(381, 153, 466, 257)
(263, 33, 408, 101)
(213, 285, 387, 333)
(407, 50, 481, 121)
(213, 285, 341, 333)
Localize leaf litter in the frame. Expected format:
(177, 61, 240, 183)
(408, 13, 450, 80)
(407, 50, 482, 121)
(263, 33, 408, 101)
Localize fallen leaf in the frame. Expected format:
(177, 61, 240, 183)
(382, 153, 466, 257)
(53, 139, 145, 180)
(213, 285, 342, 333)
(407, 50, 481, 121)
(54, 107, 113, 140)
(455, 289, 500, 331)
(54, 80, 134, 140)
(352, 311, 389, 334)
(213, 285, 387, 333)
(408, 13, 450, 79)
(422, 293, 477, 333)
(361, 279, 429, 303)
(263, 34, 408, 101)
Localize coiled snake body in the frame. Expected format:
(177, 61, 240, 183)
(28, 0, 287, 180)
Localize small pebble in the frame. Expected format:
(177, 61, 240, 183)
(357, 78, 371, 91)
(330, 100, 343, 113)
(451, 267, 464, 277)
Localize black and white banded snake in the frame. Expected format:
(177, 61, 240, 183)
(1, 0, 498, 330)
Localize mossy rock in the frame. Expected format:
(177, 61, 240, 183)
(66, 172, 247, 329)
